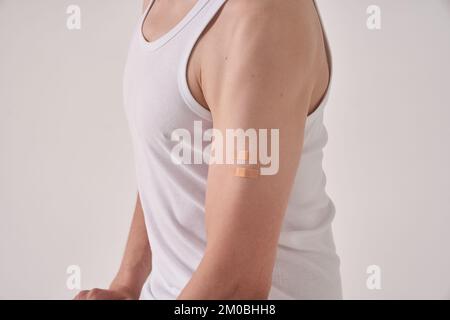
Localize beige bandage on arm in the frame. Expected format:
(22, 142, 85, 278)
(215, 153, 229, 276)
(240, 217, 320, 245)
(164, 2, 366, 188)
(234, 167, 260, 178)
(233, 150, 260, 178)
(237, 150, 250, 162)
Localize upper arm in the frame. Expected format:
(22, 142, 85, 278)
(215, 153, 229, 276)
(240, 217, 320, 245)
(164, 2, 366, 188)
(200, 0, 323, 294)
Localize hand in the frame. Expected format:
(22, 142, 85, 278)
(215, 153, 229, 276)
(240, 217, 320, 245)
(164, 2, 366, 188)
(73, 285, 137, 300)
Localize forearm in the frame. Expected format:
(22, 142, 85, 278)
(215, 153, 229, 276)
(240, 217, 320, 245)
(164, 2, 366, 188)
(110, 193, 152, 299)
(177, 248, 272, 300)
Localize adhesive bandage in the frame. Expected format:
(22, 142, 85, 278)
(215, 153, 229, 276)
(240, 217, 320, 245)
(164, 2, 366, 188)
(237, 150, 250, 162)
(234, 167, 260, 179)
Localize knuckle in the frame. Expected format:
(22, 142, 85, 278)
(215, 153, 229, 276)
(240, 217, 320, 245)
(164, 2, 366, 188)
(75, 290, 89, 300)
(87, 288, 100, 298)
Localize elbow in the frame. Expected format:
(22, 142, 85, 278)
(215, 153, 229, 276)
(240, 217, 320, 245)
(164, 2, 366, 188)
(227, 276, 272, 300)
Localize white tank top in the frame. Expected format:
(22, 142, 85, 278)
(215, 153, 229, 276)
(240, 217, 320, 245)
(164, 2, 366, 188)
(123, 0, 342, 299)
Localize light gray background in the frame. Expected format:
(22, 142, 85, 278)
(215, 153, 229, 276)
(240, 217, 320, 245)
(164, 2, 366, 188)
(1, 0, 449, 299)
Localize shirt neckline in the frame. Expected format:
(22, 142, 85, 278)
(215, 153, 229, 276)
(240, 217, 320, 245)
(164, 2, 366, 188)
(139, 0, 212, 51)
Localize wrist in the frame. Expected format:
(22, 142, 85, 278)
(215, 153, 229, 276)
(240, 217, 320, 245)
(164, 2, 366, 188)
(110, 272, 143, 300)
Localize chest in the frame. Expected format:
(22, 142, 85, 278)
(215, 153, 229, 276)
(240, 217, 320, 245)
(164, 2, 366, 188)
(141, 0, 208, 110)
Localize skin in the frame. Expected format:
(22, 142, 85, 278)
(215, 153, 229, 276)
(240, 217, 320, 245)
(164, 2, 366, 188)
(75, 0, 330, 300)
(74, 194, 151, 300)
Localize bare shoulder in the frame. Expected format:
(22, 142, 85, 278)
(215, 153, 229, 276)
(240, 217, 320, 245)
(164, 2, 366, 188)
(220, 0, 322, 36)
(198, 0, 327, 95)
(201, 0, 325, 66)
(222, 0, 314, 17)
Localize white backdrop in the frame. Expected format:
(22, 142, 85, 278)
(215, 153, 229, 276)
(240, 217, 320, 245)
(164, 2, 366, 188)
(1, 0, 449, 299)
